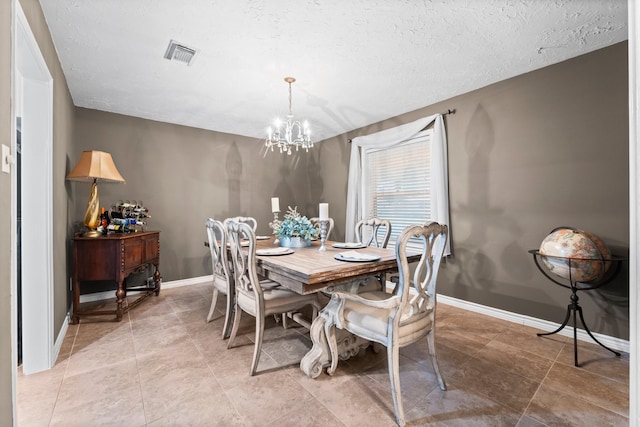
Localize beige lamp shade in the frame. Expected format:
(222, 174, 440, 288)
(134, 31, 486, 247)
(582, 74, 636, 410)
(67, 150, 126, 183)
(67, 151, 125, 237)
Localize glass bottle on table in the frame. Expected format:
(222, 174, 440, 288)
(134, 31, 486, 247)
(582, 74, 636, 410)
(100, 207, 108, 235)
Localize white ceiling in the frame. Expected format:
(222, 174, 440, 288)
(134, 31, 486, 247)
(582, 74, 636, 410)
(39, 0, 627, 143)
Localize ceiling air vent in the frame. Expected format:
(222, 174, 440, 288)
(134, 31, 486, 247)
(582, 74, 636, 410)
(164, 40, 198, 66)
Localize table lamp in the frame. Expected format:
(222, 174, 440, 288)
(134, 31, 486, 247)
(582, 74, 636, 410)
(67, 150, 125, 237)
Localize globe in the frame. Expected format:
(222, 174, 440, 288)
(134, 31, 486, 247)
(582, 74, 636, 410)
(539, 227, 611, 283)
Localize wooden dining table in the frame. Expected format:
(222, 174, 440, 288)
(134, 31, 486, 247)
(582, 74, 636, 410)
(252, 238, 419, 378)
(253, 238, 406, 294)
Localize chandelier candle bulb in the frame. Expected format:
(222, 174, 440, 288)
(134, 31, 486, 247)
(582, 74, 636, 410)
(271, 197, 280, 213)
(319, 203, 329, 220)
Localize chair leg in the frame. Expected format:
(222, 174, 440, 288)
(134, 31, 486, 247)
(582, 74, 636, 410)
(206, 288, 219, 323)
(226, 303, 242, 350)
(426, 329, 447, 390)
(250, 314, 265, 376)
(388, 343, 405, 427)
(221, 293, 233, 339)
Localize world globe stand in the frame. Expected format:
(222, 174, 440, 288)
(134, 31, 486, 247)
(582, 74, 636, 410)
(529, 250, 623, 367)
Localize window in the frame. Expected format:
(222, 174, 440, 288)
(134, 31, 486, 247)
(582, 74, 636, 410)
(346, 114, 450, 255)
(362, 130, 432, 248)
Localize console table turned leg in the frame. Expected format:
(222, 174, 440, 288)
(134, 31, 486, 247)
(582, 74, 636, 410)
(115, 280, 126, 321)
(153, 268, 162, 296)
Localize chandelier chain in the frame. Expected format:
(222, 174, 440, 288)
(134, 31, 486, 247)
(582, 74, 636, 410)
(288, 80, 293, 116)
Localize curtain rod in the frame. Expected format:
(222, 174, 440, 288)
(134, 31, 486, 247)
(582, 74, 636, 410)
(347, 109, 455, 143)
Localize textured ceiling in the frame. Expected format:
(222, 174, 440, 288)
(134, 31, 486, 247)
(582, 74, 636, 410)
(39, 0, 627, 143)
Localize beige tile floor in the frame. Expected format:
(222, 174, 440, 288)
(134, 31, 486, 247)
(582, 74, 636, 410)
(18, 282, 629, 426)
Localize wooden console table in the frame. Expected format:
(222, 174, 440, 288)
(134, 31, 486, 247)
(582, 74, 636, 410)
(72, 231, 161, 323)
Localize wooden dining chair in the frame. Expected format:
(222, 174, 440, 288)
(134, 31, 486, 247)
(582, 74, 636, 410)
(323, 222, 449, 426)
(204, 218, 234, 339)
(224, 216, 257, 232)
(225, 215, 291, 326)
(355, 217, 392, 248)
(310, 217, 334, 240)
(355, 217, 392, 291)
(225, 220, 321, 375)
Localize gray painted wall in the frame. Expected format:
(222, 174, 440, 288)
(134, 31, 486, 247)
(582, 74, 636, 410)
(320, 42, 630, 340)
(73, 109, 315, 282)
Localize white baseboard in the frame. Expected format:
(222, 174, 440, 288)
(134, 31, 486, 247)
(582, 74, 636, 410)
(73, 275, 629, 354)
(437, 294, 630, 354)
(162, 275, 213, 289)
(53, 313, 69, 363)
(78, 275, 213, 303)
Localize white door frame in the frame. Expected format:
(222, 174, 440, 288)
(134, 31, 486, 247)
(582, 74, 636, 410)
(629, 2, 639, 426)
(12, 1, 54, 375)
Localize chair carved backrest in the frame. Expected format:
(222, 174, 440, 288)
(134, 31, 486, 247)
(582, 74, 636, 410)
(224, 216, 257, 232)
(394, 222, 448, 319)
(310, 217, 334, 240)
(355, 217, 392, 248)
(205, 218, 231, 284)
(225, 220, 263, 301)
(205, 218, 234, 337)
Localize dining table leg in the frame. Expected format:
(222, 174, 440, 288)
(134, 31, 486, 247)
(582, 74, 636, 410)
(300, 298, 372, 378)
(300, 308, 332, 378)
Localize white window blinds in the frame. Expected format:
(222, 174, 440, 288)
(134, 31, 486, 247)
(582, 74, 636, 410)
(346, 114, 450, 255)
(362, 130, 431, 247)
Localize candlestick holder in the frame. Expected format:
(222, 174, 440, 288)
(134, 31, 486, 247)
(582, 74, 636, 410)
(269, 211, 281, 245)
(318, 219, 329, 251)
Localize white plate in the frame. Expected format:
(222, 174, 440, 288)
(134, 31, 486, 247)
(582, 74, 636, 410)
(332, 242, 367, 249)
(256, 235, 271, 240)
(256, 247, 294, 256)
(334, 251, 380, 262)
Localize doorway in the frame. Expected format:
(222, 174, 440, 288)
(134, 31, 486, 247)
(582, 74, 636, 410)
(13, 2, 54, 375)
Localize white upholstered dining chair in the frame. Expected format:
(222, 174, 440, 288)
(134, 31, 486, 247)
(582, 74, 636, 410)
(204, 218, 234, 339)
(323, 222, 449, 426)
(355, 217, 392, 248)
(225, 220, 321, 375)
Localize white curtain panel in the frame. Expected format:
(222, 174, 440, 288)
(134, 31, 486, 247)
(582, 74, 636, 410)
(346, 114, 451, 255)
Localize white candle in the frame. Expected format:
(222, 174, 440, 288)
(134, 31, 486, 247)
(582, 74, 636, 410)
(319, 203, 329, 220)
(271, 197, 280, 213)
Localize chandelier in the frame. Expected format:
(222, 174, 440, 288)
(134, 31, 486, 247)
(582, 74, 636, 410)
(265, 77, 314, 155)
